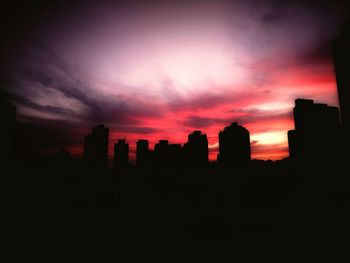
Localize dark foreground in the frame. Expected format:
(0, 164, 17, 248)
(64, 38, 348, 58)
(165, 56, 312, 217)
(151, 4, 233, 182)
(6, 159, 350, 245)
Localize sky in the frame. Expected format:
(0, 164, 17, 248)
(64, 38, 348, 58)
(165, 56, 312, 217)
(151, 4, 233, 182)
(1, 0, 349, 160)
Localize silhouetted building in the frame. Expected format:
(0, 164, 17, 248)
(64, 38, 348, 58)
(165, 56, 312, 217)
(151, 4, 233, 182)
(84, 124, 109, 168)
(154, 140, 169, 164)
(218, 122, 251, 166)
(293, 99, 340, 132)
(51, 148, 71, 166)
(184, 131, 208, 169)
(136, 139, 149, 167)
(0, 99, 16, 161)
(168, 144, 184, 165)
(114, 139, 129, 167)
(154, 140, 185, 166)
(333, 20, 350, 131)
(287, 130, 297, 160)
(288, 99, 341, 162)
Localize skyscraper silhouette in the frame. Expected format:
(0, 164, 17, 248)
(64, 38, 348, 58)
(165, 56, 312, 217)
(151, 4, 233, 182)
(184, 131, 208, 169)
(218, 122, 251, 166)
(332, 20, 350, 131)
(288, 99, 341, 162)
(154, 140, 169, 165)
(0, 99, 16, 161)
(136, 139, 149, 167)
(293, 99, 340, 132)
(84, 124, 109, 168)
(287, 130, 298, 160)
(114, 139, 129, 167)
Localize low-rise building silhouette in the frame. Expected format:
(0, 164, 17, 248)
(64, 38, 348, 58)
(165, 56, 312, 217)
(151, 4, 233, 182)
(218, 122, 251, 166)
(288, 99, 341, 162)
(184, 131, 208, 169)
(168, 144, 184, 165)
(51, 148, 71, 167)
(154, 140, 185, 166)
(136, 139, 149, 167)
(84, 124, 109, 168)
(114, 139, 129, 167)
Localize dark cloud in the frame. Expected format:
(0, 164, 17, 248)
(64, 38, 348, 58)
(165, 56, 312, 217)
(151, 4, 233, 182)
(6, 84, 83, 118)
(2, 44, 168, 155)
(6, 45, 163, 125)
(297, 40, 333, 65)
(257, 0, 349, 69)
(167, 92, 231, 111)
(110, 125, 162, 134)
(259, 0, 349, 25)
(251, 141, 288, 154)
(168, 90, 269, 112)
(181, 109, 291, 129)
(181, 116, 228, 128)
(259, 1, 287, 24)
(230, 108, 292, 123)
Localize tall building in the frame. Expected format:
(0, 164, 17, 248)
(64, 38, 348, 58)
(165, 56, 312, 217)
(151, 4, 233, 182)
(218, 122, 251, 166)
(114, 139, 129, 167)
(84, 124, 109, 168)
(184, 131, 208, 169)
(136, 139, 149, 167)
(288, 99, 341, 162)
(0, 99, 16, 161)
(332, 20, 350, 131)
(154, 140, 169, 165)
(287, 130, 298, 160)
(293, 99, 340, 132)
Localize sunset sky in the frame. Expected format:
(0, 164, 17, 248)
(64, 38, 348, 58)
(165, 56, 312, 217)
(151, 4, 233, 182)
(1, 0, 349, 160)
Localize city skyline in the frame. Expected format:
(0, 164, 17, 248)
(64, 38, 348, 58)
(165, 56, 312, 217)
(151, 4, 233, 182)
(1, 0, 349, 161)
(1, 1, 350, 243)
(82, 94, 342, 167)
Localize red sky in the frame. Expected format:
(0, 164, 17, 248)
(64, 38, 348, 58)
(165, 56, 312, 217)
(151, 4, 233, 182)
(1, 0, 348, 160)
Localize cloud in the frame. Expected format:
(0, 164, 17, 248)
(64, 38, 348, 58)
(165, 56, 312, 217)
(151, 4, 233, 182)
(109, 125, 163, 134)
(2, 0, 349, 160)
(297, 40, 333, 65)
(7, 46, 165, 125)
(259, 1, 288, 24)
(181, 108, 292, 130)
(251, 141, 289, 160)
(181, 116, 228, 128)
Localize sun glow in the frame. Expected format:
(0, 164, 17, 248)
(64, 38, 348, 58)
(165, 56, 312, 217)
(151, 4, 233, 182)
(251, 131, 287, 145)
